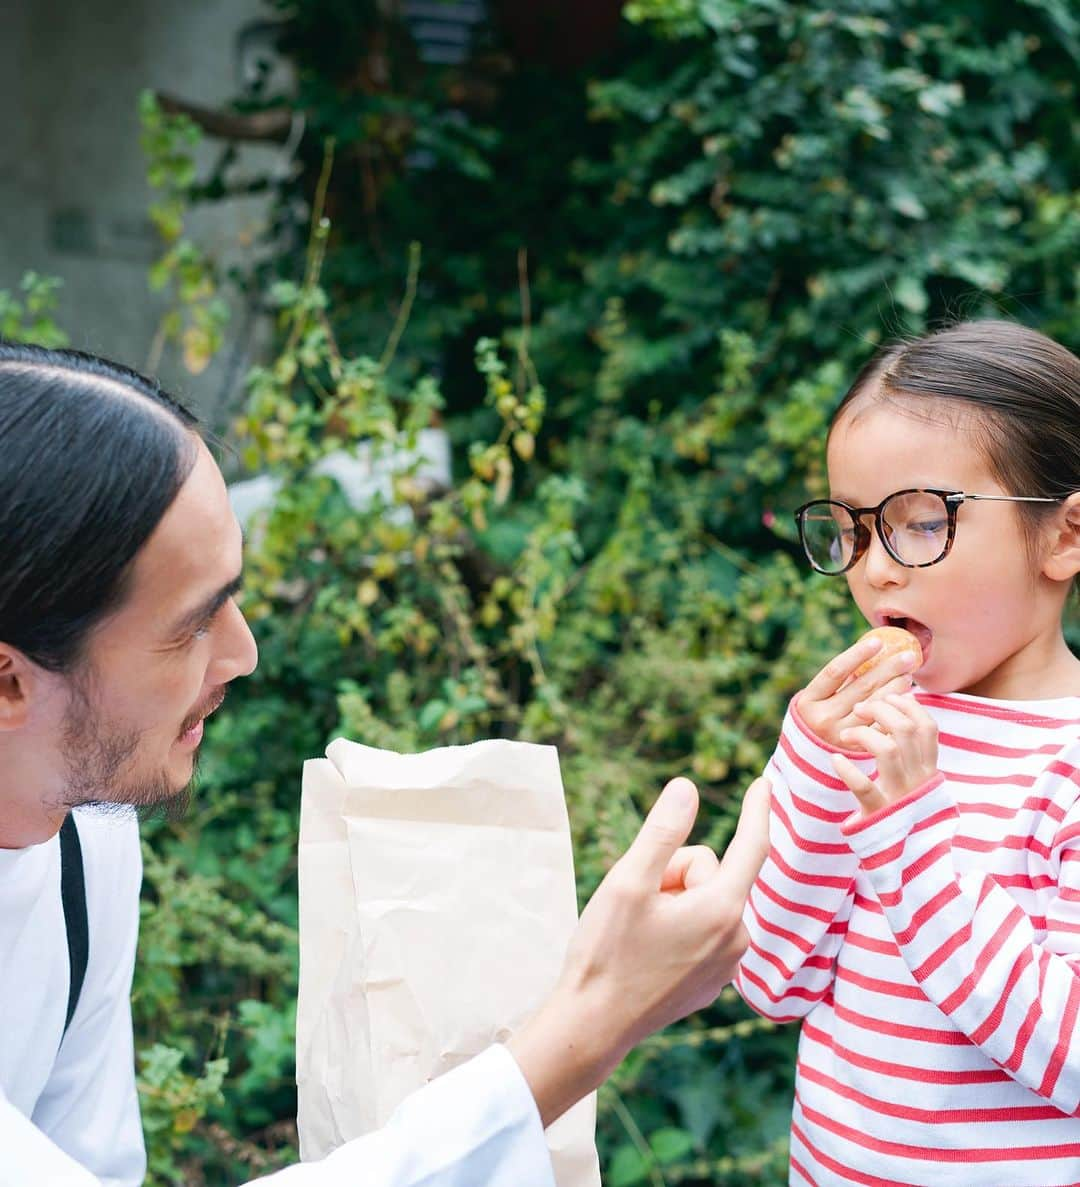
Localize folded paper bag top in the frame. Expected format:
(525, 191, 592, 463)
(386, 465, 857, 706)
(296, 737, 601, 1187)
(327, 738, 572, 830)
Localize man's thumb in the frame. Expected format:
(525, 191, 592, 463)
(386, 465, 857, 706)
(623, 777, 699, 884)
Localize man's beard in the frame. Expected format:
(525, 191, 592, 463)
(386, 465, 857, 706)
(56, 677, 199, 823)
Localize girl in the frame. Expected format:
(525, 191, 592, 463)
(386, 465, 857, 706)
(736, 320, 1080, 1186)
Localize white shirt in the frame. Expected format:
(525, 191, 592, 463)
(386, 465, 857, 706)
(2, 1044, 557, 1187)
(0, 810, 557, 1187)
(0, 809, 145, 1185)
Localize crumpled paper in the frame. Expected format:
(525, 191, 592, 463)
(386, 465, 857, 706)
(296, 738, 600, 1186)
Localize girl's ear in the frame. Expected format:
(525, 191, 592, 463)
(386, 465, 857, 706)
(1042, 492, 1080, 583)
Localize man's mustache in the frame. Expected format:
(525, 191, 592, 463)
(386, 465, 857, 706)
(179, 687, 227, 736)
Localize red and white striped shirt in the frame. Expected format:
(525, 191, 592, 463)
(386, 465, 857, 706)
(736, 691, 1080, 1186)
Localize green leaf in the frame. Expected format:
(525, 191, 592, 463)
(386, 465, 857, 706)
(607, 1144, 649, 1187)
(650, 1125, 696, 1163)
(894, 274, 928, 314)
(888, 189, 928, 220)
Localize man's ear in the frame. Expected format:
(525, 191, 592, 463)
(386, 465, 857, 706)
(1042, 492, 1080, 584)
(0, 645, 32, 731)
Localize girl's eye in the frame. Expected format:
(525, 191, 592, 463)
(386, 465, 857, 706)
(908, 519, 947, 536)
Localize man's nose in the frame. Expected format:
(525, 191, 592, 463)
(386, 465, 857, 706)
(210, 599, 259, 684)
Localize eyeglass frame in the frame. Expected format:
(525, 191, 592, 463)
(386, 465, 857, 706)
(793, 488, 1062, 575)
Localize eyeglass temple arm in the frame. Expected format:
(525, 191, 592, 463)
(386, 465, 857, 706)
(959, 494, 1062, 504)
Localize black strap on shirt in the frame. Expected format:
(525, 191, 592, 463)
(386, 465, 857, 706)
(59, 813, 89, 1039)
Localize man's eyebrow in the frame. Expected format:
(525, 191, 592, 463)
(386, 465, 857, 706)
(169, 574, 244, 639)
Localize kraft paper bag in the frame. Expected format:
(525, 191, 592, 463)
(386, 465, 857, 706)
(295, 738, 601, 1187)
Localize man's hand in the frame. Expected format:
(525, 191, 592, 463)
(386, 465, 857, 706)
(831, 693, 940, 814)
(507, 774, 771, 1128)
(798, 634, 919, 749)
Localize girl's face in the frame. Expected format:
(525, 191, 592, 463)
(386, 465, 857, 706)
(826, 397, 1066, 699)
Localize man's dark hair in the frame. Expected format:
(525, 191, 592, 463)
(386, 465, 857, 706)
(0, 342, 201, 673)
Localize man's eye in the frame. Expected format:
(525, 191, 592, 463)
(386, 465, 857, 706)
(183, 621, 213, 645)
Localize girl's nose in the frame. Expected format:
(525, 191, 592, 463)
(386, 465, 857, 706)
(861, 526, 907, 589)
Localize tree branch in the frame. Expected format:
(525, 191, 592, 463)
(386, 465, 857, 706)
(154, 91, 295, 144)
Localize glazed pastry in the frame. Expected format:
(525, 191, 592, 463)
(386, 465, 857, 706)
(852, 625, 923, 678)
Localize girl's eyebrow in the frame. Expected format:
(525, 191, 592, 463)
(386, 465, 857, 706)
(167, 574, 244, 640)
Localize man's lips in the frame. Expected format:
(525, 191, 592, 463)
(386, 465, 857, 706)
(178, 719, 204, 748)
(178, 689, 226, 740)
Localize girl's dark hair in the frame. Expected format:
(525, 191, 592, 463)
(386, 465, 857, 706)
(0, 342, 201, 673)
(831, 321, 1080, 532)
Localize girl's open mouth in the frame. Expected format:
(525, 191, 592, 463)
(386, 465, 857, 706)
(882, 615, 933, 668)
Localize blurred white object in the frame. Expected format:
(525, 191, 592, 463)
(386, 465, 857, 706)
(228, 427, 452, 529)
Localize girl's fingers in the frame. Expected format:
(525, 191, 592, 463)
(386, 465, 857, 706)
(832, 753, 886, 813)
(841, 721, 918, 799)
(813, 649, 917, 728)
(852, 698, 913, 738)
(802, 636, 884, 703)
(842, 649, 918, 703)
(839, 725, 913, 809)
(838, 723, 896, 767)
(859, 693, 938, 751)
(801, 639, 920, 751)
(863, 669, 919, 703)
(843, 696, 940, 804)
(831, 752, 874, 793)
(884, 693, 939, 765)
(885, 693, 937, 730)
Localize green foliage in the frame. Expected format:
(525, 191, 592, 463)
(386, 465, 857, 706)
(137, 1045, 229, 1182)
(139, 91, 230, 375)
(181, 241, 833, 1183)
(99, 1, 1080, 1181)
(0, 273, 69, 347)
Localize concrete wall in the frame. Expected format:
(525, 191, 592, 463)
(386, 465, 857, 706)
(0, 0, 282, 422)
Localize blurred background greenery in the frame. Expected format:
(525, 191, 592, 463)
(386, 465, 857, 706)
(4, 0, 1077, 1182)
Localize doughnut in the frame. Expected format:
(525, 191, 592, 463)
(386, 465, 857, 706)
(852, 625, 923, 679)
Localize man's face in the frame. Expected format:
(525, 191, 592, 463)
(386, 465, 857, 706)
(49, 438, 258, 817)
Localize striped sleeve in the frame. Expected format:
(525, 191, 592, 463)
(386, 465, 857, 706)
(843, 748, 1080, 1117)
(736, 698, 865, 1022)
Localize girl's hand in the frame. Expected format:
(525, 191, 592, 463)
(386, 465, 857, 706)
(831, 693, 940, 815)
(798, 635, 920, 749)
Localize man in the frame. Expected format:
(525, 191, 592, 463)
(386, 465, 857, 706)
(0, 342, 770, 1186)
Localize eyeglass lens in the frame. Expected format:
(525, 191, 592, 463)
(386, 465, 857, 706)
(802, 490, 951, 572)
